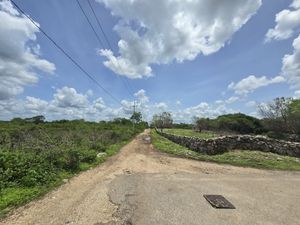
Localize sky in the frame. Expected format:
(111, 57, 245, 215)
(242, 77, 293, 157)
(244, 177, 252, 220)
(0, 0, 300, 122)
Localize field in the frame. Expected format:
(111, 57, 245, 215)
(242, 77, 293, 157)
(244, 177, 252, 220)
(151, 130, 300, 171)
(163, 128, 218, 139)
(0, 119, 146, 216)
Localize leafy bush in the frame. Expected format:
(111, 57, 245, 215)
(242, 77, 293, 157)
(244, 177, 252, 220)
(0, 119, 147, 195)
(211, 113, 264, 134)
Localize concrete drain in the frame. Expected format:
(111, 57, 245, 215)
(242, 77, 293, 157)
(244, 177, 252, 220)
(203, 195, 235, 209)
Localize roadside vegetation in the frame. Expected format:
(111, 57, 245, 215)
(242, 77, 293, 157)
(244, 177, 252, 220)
(150, 97, 300, 171)
(152, 98, 300, 141)
(0, 116, 147, 217)
(151, 130, 300, 171)
(163, 128, 217, 139)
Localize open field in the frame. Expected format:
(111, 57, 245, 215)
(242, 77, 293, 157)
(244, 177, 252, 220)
(163, 128, 218, 139)
(151, 130, 300, 171)
(0, 120, 146, 217)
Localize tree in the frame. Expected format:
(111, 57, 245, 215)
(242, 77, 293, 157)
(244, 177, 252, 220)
(130, 112, 142, 124)
(193, 117, 210, 132)
(151, 112, 173, 131)
(24, 115, 45, 124)
(258, 97, 300, 134)
(287, 99, 300, 134)
(258, 97, 291, 133)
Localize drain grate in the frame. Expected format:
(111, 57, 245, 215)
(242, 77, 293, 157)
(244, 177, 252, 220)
(203, 195, 235, 209)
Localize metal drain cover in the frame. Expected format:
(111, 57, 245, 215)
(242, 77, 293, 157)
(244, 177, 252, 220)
(203, 195, 235, 209)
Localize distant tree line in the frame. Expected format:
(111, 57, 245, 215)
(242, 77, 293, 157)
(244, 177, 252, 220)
(151, 97, 300, 140)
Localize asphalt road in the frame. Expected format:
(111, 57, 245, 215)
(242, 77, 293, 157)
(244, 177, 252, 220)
(2, 130, 300, 225)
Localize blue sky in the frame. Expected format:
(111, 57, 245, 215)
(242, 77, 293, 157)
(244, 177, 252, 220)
(0, 0, 300, 122)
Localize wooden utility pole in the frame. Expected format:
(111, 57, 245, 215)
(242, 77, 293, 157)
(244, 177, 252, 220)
(132, 100, 136, 130)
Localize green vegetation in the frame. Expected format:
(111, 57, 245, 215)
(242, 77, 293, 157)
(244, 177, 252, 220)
(193, 113, 264, 134)
(259, 98, 300, 138)
(164, 128, 217, 139)
(0, 118, 147, 217)
(151, 130, 300, 171)
(151, 112, 173, 131)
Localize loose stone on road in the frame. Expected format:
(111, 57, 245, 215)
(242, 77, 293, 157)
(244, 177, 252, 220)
(1, 130, 300, 225)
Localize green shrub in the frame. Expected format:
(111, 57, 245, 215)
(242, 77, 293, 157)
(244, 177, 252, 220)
(78, 149, 97, 163)
(63, 149, 80, 171)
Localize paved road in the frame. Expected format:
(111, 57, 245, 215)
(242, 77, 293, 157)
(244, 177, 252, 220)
(1, 130, 300, 225)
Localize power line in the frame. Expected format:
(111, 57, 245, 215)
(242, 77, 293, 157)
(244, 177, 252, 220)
(75, 0, 105, 49)
(10, 0, 122, 105)
(84, 0, 136, 97)
(87, 0, 112, 50)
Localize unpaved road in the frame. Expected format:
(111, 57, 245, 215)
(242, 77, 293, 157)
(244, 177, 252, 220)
(1, 130, 300, 225)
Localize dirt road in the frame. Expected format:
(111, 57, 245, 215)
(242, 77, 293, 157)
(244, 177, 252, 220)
(1, 130, 300, 225)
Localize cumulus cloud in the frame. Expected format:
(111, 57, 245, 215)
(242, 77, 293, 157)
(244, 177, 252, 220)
(53, 87, 90, 109)
(245, 100, 257, 107)
(294, 90, 300, 98)
(134, 89, 149, 104)
(93, 97, 106, 111)
(0, 1, 55, 100)
(265, 0, 300, 42)
(0, 85, 241, 122)
(174, 102, 236, 122)
(25, 96, 48, 113)
(97, 0, 261, 78)
(225, 96, 239, 104)
(154, 102, 168, 111)
(281, 34, 300, 89)
(228, 75, 285, 95)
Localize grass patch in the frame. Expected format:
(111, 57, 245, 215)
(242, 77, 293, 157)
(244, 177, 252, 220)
(151, 130, 300, 171)
(163, 128, 217, 139)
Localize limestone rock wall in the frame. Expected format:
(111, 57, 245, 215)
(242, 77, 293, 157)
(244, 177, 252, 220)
(157, 131, 300, 158)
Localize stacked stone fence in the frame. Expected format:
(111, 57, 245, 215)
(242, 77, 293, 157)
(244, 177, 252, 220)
(156, 130, 300, 158)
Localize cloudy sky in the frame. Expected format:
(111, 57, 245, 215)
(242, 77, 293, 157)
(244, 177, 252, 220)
(0, 0, 299, 122)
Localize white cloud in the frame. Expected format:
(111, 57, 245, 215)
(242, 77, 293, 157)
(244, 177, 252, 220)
(121, 99, 134, 115)
(245, 100, 257, 107)
(0, 87, 246, 123)
(93, 97, 106, 111)
(228, 75, 285, 95)
(225, 96, 239, 104)
(215, 100, 224, 104)
(281, 34, 300, 89)
(134, 89, 149, 104)
(175, 102, 236, 121)
(265, 0, 300, 42)
(154, 102, 168, 111)
(25, 96, 48, 112)
(53, 87, 89, 109)
(294, 90, 300, 98)
(97, 0, 261, 78)
(0, 1, 55, 100)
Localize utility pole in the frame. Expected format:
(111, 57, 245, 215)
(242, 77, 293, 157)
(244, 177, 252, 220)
(132, 100, 136, 131)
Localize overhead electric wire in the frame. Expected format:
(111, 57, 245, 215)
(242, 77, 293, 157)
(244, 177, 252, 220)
(87, 0, 112, 50)
(84, 0, 136, 97)
(10, 0, 122, 105)
(75, 0, 105, 49)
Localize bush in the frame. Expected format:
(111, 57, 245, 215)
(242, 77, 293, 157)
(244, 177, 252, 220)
(212, 113, 264, 134)
(0, 119, 147, 193)
(78, 149, 97, 163)
(0, 150, 56, 188)
(63, 149, 80, 171)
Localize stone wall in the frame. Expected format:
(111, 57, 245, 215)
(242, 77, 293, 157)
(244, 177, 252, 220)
(157, 131, 300, 158)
